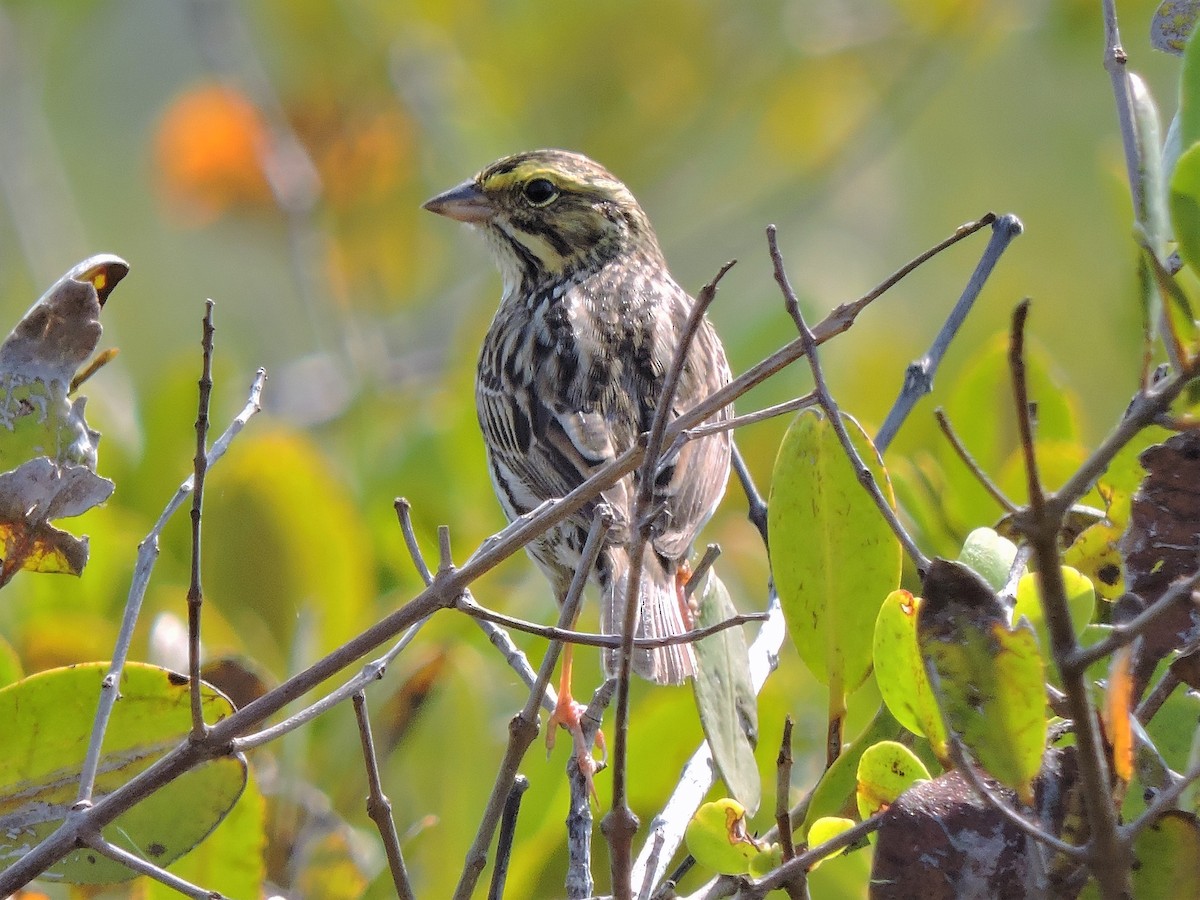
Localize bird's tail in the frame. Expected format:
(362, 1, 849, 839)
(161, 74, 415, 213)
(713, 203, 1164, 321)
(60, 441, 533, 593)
(601, 549, 697, 685)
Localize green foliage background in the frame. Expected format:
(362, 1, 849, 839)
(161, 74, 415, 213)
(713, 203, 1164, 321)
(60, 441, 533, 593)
(0, 0, 1179, 895)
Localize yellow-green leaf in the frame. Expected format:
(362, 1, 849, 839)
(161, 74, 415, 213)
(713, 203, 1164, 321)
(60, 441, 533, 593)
(1012, 567, 1096, 663)
(0, 662, 245, 884)
(873, 590, 947, 759)
(807, 817, 855, 867)
(768, 409, 901, 701)
(1131, 811, 1200, 898)
(855, 740, 930, 821)
(918, 560, 1047, 804)
(685, 799, 759, 876)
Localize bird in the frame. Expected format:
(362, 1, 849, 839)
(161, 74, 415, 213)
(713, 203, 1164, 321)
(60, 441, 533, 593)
(423, 149, 732, 768)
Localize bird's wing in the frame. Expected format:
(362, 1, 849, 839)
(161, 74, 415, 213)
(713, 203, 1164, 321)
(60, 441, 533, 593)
(639, 285, 732, 562)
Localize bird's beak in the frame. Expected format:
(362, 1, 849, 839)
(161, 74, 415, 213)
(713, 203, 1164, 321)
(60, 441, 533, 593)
(422, 180, 494, 224)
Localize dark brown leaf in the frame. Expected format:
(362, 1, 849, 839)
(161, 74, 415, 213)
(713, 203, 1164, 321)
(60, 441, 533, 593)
(1118, 430, 1200, 693)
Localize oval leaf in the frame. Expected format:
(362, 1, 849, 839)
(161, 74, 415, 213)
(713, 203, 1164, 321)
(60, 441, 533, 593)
(768, 409, 901, 698)
(0, 662, 245, 883)
(1012, 566, 1096, 663)
(873, 590, 948, 759)
(692, 570, 760, 814)
(918, 560, 1047, 804)
(855, 740, 931, 821)
(685, 799, 759, 876)
(957, 527, 1018, 593)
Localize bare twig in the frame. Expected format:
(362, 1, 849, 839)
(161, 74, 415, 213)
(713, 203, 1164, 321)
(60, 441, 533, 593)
(81, 834, 224, 899)
(489, 775, 529, 900)
(455, 509, 612, 900)
(1068, 568, 1200, 671)
(875, 213, 1024, 453)
(683, 544, 722, 600)
(685, 392, 819, 438)
(776, 716, 796, 861)
(768, 224, 928, 576)
(607, 261, 735, 898)
(1123, 754, 1200, 843)
(396, 498, 435, 586)
(1008, 300, 1129, 898)
(567, 678, 617, 899)
(731, 441, 768, 545)
(456, 596, 766, 649)
(353, 691, 414, 899)
(72, 367, 266, 809)
(742, 815, 883, 898)
(187, 301, 215, 740)
(946, 733, 1085, 858)
(934, 407, 1018, 513)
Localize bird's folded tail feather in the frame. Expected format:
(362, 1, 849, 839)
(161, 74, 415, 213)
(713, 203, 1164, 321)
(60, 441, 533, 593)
(600, 549, 696, 685)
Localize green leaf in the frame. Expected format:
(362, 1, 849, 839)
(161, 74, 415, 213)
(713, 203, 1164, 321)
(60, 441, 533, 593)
(806, 817, 855, 867)
(1130, 73, 1171, 264)
(855, 740, 930, 821)
(0, 662, 245, 883)
(768, 409, 901, 705)
(685, 799, 760, 876)
(1157, 167, 1200, 358)
(1012, 566, 1096, 662)
(150, 767, 266, 899)
(918, 560, 1047, 804)
(873, 589, 948, 759)
(1181, 18, 1200, 146)
(957, 527, 1018, 592)
(692, 570, 760, 814)
(1131, 811, 1200, 898)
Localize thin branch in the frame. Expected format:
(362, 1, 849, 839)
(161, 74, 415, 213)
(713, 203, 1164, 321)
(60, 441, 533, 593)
(489, 775, 529, 900)
(875, 213, 1024, 452)
(731, 440, 768, 545)
(187, 301, 215, 740)
(607, 261, 735, 898)
(353, 691, 414, 900)
(396, 497, 435, 586)
(946, 733, 1085, 858)
(1067, 567, 1200, 671)
(768, 225, 929, 574)
(684, 392, 819, 438)
(438, 524, 454, 574)
(683, 544, 722, 600)
(1123, 754, 1200, 843)
(1047, 369, 1192, 519)
(456, 596, 766, 648)
(567, 677, 617, 899)
(934, 407, 1018, 513)
(454, 509, 613, 900)
(81, 834, 224, 899)
(72, 367, 266, 808)
(744, 815, 883, 897)
(776, 716, 796, 861)
(1008, 300, 1129, 897)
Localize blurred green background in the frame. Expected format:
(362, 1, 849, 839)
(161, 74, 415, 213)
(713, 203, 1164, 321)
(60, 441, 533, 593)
(0, 0, 1180, 896)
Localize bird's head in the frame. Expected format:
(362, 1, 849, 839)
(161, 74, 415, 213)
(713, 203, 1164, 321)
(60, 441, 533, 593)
(423, 149, 661, 291)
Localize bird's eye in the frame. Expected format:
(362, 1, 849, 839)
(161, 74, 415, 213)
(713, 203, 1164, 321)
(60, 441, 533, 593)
(522, 178, 558, 206)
